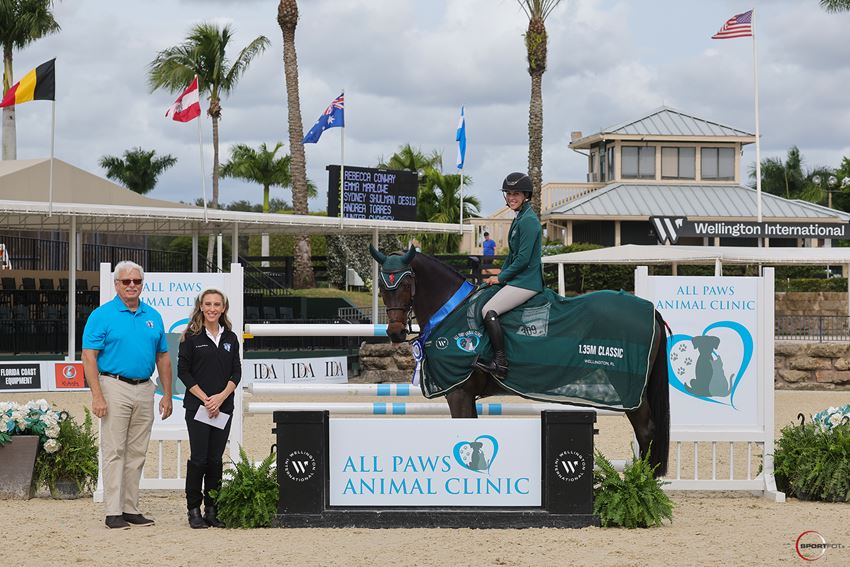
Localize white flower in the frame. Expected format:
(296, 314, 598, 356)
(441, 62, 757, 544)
(46, 424, 60, 438)
(43, 439, 60, 453)
(829, 413, 842, 427)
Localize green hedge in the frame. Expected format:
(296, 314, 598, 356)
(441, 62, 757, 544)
(542, 243, 846, 293)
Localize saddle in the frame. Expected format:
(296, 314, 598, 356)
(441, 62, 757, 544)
(417, 286, 658, 411)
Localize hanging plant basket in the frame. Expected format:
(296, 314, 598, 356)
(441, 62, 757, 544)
(0, 435, 39, 500)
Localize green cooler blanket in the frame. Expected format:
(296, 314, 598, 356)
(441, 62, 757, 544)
(418, 286, 658, 410)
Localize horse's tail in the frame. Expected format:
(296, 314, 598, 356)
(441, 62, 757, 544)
(648, 311, 671, 477)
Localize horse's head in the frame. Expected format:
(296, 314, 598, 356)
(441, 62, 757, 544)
(369, 244, 416, 343)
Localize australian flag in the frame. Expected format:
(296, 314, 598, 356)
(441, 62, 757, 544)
(303, 92, 344, 144)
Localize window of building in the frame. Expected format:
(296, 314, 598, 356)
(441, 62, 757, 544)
(701, 147, 735, 180)
(606, 146, 615, 181)
(621, 146, 655, 179)
(661, 147, 695, 179)
(588, 149, 598, 182)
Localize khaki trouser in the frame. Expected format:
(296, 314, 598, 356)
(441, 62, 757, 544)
(99, 375, 155, 517)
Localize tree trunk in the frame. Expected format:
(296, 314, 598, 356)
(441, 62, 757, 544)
(2, 47, 16, 160)
(528, 71, 543, 216)
(207, 109, 222, 267)
(279, 0, 315, 288)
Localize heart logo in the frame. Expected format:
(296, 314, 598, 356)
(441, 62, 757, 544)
(667, 321, 753, 409)
(453, 435, 499, 474)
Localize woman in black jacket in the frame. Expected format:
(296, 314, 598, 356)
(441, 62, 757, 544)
(178, 288, 241, 529)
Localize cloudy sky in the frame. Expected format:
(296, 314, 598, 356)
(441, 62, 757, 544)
(8, 0, 850, 215)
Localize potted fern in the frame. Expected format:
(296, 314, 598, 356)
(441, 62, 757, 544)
(593, 449, 674, 528)
(211, 447, 278, 528)
(773, 406, 850, 502)
(34, 408, 99, 499)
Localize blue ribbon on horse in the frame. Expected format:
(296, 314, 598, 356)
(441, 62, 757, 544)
(412, 280, 475, 386)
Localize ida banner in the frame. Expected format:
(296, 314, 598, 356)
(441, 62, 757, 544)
(245, 356, 348, 385)
(635, 269, 773, 432)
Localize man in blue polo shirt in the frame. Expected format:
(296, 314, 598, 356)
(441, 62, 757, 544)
(82, 260, 173, 530)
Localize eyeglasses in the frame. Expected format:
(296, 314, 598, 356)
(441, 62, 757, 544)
(117, 279, 143, 286)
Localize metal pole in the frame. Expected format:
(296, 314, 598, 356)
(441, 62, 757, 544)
(372, 229, 379, 323)
(67, 216, 76, 359)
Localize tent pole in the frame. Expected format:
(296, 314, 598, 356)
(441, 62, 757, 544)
(232, 223, 239, 264)
(67, 216, 76, 360)
(372, 229, 379, 324)
(192, 231, 198, 272)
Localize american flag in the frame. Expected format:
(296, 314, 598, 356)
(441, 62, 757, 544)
(712, 10, 753, 39)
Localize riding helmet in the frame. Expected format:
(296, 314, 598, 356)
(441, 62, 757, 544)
(501, 172, 533, 195)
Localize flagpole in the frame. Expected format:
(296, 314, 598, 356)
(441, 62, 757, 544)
(48, 100, 55, 216)
(195, 75, 208, 223)
(339, 88, 345, 229)
(459, 170, 464, 233)
(752, 9, 762, 225)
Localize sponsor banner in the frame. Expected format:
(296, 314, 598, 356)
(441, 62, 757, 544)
(246, 356, 348, 384)
(650, 216, 849, 244)
(646, 276, 760, 429)
(0, 363, 42, 391)
(329, 418, 541, 506)
(54, 362, 86, 389)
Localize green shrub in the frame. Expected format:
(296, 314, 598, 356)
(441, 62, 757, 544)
(593, 450, 673, 528)
(773, 421, 850, 502)
(212, 446, 278, 528)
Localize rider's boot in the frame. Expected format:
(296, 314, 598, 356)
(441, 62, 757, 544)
(475, 310, 508, 380)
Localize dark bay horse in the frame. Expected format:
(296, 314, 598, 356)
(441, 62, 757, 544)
(370, 245, 670, 477)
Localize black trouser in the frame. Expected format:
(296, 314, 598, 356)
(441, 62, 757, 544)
(185, 410, 232, 509)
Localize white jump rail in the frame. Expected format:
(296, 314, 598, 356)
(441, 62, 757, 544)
(244, 323, 419, 337)
(248, 401, 619, 416)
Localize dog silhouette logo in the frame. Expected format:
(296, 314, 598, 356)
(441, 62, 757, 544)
(685, 335, 734, 398)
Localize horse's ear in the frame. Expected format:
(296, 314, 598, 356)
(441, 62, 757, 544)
(368, 244, 387, 265)
(401, 244, 416, 265)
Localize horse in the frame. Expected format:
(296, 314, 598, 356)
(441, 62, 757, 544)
(369, 245, 670, 477)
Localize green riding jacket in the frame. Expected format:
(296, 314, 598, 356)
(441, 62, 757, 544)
(497, 201, 544, 292)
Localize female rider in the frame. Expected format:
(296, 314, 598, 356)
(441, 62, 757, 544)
(475, 172, 543, 379)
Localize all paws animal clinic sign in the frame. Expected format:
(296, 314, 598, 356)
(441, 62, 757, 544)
(635, 268, 773, 431)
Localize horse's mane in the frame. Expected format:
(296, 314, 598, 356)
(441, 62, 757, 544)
(408, 252, 467, 285)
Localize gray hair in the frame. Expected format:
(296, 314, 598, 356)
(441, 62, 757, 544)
(113, 260, 145, 281)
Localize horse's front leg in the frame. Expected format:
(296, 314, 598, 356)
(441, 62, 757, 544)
(446, 387, 478, 418)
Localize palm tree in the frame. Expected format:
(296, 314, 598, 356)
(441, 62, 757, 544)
(516, 0, 564, 215)
(419, 169, 480, 253)
(98, 147, 176, 194)
(378, 144, 442, 173)
(278, 0, 314, 288)
(379, 144, 444, 224)
(148, 23, 269, 264)
(820, 0, 850, 12)
(221, 142, 292, 213)
(749, 146, 806, 200)
(0, 0, 60, 160)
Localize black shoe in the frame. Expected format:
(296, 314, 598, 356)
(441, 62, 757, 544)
(122, 513, 155, 527)
(475, 310, 509, 379)
(105, 515, 130, 530)
(204, 505, 225, 528)
(188, 507, 208, 529)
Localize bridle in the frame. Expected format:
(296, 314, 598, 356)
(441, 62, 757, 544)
(378, 267, 417, 336)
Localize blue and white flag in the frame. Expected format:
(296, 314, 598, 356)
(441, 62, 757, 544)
(455, 106, 466, 169)
(303, 92, 344, 144)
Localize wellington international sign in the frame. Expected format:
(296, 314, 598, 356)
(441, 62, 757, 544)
(651, 216, 848, 244)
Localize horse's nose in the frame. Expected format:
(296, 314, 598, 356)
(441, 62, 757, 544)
(387, 322, 407, 343)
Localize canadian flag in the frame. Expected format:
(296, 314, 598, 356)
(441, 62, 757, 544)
(165, 76, 201, 122)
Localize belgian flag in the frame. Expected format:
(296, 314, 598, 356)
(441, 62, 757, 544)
(0, 59, 55, 108)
